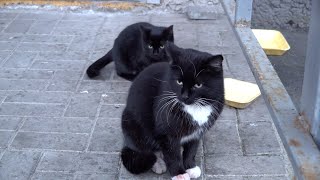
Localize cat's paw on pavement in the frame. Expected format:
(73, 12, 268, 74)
(171, 173, 190, 180)
(186, 166, 201, 178)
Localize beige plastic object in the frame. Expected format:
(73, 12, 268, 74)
(224, 78, 261, 109)
(252, 29, 290, 56)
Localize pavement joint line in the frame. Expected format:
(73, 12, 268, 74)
(84, 95, 104, 152)
(10, 147, 84, 153)
(44, 70, 56, 91)
(18, 131, 90, 135)
(27, 51, 40, 70)
(6, 116, 27, 151)
(0, 129, 16, 132)
(61, 92, 73, 117)
(206, 174, 288, 177)
(0, 13, 21, 67)
(235, 109, 245, 156)
(1, 102, 65, 105)
(0, 12, 18, 33)
(116, 152, 123, 180)
(29, 151, 44, 180)
(49, 11, 65, 36)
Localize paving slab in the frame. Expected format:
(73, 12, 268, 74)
(0, 5, 293, 180)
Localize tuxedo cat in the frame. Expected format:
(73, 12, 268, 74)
(121, 43, 224, 180)
(86, 22, 174, 81)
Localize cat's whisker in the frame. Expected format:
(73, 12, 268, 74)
(198, 98, 224, 106)
(195, 69, 205, 78)
(171, 65, 184, 76)
(153, 78, 168, 83)
(186, 59, 197, 78)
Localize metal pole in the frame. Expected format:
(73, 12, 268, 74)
(300, 0, 320, 147)
(235, 0, 253, 26)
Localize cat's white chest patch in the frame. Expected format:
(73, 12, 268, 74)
(183, 104, 212, 126)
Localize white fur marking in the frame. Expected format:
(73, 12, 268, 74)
(186, 166, 201, 178)
(183, 104, 212, 126)
(181, 129, 201, 144)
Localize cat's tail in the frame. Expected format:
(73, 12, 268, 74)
(86, 50, 113, 78)
(121, 146, 157, 174)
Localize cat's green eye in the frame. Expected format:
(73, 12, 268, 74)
(195, 83, 202, 88)
(176, 80, 183, 85)
(148, 45, 153, 49)
(160, 45, 165, 49)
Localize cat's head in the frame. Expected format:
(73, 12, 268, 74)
(140, 25, 174, 58)
(165, 43, 224, 106)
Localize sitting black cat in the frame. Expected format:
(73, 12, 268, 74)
(121, 43, 224, 180)
(86, 22, 174, 81)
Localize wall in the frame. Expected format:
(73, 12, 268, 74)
(251, 0, 311, 31)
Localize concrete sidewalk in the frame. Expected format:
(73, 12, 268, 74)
(0, 5, 293, 180)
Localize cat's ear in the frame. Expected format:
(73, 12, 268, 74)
(206, 55, 223, 71)
(163, 25, 174, 40)
(140, 25, 151, 39)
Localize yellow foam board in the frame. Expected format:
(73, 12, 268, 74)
(224, 78, 261, 109)
(252, 29, 290, 56)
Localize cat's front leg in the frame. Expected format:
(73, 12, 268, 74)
(160, 138, 189, 180)
(183, 139, 201, 179)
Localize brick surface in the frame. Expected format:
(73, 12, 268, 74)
(99, 104, 125, 118)
(0, 41, 19, 50)
(38, 152, 120, 174)
(204, 121, 242, 155)
(22, 35, 74, 44)
(0, 12, 17, 19)
(239, 121, 281, 155)
(205, 155, 286, 175)
(0, 131, 14, 148)
(36, 51, 90, 61)
(0, 69, 53, 79)
(0, 103, 65, 116)
(64, 93, 101, 117)
(0, 51, 11, 63)
(101, 93, 127, 104)
(88, 118, 122, 152)
(238, 97, 273, 122)
(17, 13, 62, 21)
(46, 79, 78, 91)
(4, 91, 70, 103)
(68, 35, 96, 52)
(0, 116, 23, 130)
(28, 20, 58, 34)
(32, 172, 75, 180)
(11, 132, 88, 151)
(3, 51, 37, 68)
(0, 79, 48, 90)
(31, 60, 86, 70)
(0, 151, 41, 180)
(21, 117, 94, 133)
(17, 42, 68, 52)
(4, 19, 34, 33)
(217, 105, 237, 121)
(75, 173, 117, 180)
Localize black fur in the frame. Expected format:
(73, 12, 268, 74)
(120, 43, 224, 177)
(86, 22, 174, 81)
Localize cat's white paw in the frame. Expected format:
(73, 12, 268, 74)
(171, 173, 190, 180)
(151, 157, 166, 174)
(186, 166, 201, 178)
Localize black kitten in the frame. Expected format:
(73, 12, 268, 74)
(86, 22, 174, 81)
(121, 43, 224, 179)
